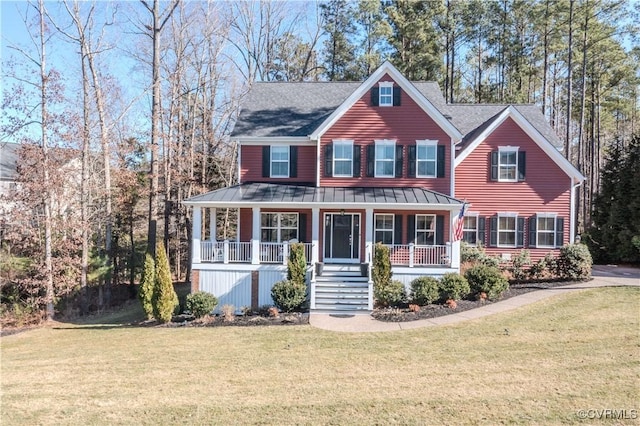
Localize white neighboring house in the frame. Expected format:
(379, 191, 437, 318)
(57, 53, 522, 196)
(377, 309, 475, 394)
(0, 142, 19, 216)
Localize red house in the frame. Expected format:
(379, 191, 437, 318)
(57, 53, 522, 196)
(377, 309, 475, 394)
(184, 62, 584, 312)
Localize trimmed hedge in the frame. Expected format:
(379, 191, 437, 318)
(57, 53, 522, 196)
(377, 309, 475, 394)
(271, 280, 306, 312)
(439, 273, 470, 301)
(410, 276, 440, 305)
(465, 263, 509, 300)
(185, 292, 218, 318)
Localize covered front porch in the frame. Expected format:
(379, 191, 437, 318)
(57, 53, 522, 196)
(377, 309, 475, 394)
(184, 183, 464, 312)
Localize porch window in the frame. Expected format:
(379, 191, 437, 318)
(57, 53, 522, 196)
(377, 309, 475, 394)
(415, 214, 436, 245)
(375, 214, 394, 244)
(462, 214, 478, 245)
(375, 140, 395, 177)
(261, 213, 298, 243)
(416, 140, 437, 178)
(270, 146, 289, 178)
(333, 140, 353, 177)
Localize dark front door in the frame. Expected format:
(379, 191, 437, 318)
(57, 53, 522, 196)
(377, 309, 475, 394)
(324, 213, 360, 262)
(332, 215, 352, 258)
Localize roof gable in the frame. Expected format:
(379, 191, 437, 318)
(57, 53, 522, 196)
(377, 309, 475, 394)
(454, 106, 584, 182)
(309, 61, 462, 141)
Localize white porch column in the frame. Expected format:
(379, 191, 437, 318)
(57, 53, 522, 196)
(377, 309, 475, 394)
(365, 208, 374, 264)
(192, 206, 202, 263)
(251, 207, 261, 264)
(209, 208, 216, 241)
(311, 208, 320, 264)
(450, 240, 461, 269)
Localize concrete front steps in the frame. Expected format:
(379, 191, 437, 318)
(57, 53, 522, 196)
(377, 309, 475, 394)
(313, 264, 371, 313)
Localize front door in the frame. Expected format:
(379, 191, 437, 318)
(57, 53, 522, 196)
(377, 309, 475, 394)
(324, 213, 360, 263)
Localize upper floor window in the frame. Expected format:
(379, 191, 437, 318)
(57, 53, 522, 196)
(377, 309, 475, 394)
(375, 140, 396, 177)
(333, 140, 354, 177)
(491, 147, 526, 182)
(371, 83, 401, 107)
(415, 214, 436, 245)
(262, 146, 297, 178)
(379, 82, 393, 106)
(416, 140, 438, 178)
(375, 214, 394, 245)
(261, 212, 298, 243)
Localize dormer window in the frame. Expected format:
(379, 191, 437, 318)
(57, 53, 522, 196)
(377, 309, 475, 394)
(379, 82, 393, 106)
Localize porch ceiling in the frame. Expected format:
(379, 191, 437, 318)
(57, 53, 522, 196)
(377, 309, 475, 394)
(183, 183, 463, 210)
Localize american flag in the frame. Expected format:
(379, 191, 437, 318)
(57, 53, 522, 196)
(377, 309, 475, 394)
(453, 204, 466, 242)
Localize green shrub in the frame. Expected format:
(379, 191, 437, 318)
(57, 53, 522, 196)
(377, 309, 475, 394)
(271, 280, 306, 312)
(465, 264, 509, 300)
(287, 243, 307, 285)
(185, 292, 218, 318)
(527, 258, 547, 280)
(460, 242, 500, 268)
(510, 250, 531, 282)
(375, 279, 406, 307)
(439, 273, 470, 301)
(557, 243, 592, 280)
(152, 242, 178, 323)
(138, 252, 155, 320)
(544, 253, 559, 277)
(410, 276, 440, 305)
(372, 242, 392, 288)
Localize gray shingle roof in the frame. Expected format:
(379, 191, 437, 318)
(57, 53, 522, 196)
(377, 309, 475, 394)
(0, 143, 19, 181)
(184, 182, 463, 207)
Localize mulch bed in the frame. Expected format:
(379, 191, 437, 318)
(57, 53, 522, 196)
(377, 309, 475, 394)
(371, 279, 586, 322)
(160, 312, 310, 328)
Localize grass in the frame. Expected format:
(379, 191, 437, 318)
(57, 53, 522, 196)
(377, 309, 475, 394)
(1, 287, 639, 425)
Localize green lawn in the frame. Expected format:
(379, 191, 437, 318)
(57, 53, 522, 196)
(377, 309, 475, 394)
(2, 287, 639, 425)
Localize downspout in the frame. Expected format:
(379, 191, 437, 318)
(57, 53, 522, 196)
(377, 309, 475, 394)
(236, 140, 242, 184)
(570, 179, 583, 244)
(315, 136, 321, 187)
(450, 137, 457, 197)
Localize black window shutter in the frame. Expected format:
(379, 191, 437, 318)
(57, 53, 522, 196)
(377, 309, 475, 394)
(366, 145, 375, 177)
(393, 87, 401, 106)
(436, 215, 444, 245)
(555, 217, 564, 247)
(478, 216, 486, 246)
(353, 145, 361, 177)
(408, 145, 416, 178)
(518, 151, 526, 181)
(324, 144, 333, 177)
(371, 88, 379, 106)
(298, 214, 307, 242)
(489, 216, 498, 247)
(289, 146, 297, 178)
(395, 145, 403, 178)
(394, 214, 402, 245)
(490, 151, 498, 181)
(407, 215, 415, 244)
(437, 145, 446, 178)
(262, 146, 270, 178)
(516, 217, 525, 247)
(529, 216, 537, 248)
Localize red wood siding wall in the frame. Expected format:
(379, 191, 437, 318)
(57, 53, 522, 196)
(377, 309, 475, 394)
(455, 117, 571, 259)
(240, 145, 316, 184)
(320, 75, 452, 194)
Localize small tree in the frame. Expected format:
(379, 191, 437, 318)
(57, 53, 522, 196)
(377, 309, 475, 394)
(287, 242, 307, 285)
(372, 242, 392, 288)
(152, 242, 178, 323)
(138, 252, 155, 319)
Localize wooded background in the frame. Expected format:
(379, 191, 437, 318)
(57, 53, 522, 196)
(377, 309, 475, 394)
(1, 0, 638, 319)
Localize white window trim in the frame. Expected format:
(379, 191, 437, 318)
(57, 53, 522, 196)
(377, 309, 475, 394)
(498, 146, 519, 182)
(462, 212, 479, 246)
(261, 212, 299, 243)
(416, 139, 438, 178)
(332, 139, 354, 177)
(378, 81, 394, 107)
(497, 212, 518, 248)
(270, 146, 289, 178)
(536, 212, 557, 248)
(375, 139, 396, 178)
(415, 214, 436, 246)
(374, 213, 395, 245)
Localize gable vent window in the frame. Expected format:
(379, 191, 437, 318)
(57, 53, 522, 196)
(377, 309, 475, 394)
(491, 147, 526, 182)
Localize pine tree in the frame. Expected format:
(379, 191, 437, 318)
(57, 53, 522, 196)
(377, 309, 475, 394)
(138, 252, 156, 319)
(320, 0, 359, 80)
(152, 242, 178, 323)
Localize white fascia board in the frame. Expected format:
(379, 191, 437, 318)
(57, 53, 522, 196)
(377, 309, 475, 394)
(182, 200, 463, 211)
(309, 61, 463, 141)
(238, 136, 314, 146)
(454, 106, 585, 183)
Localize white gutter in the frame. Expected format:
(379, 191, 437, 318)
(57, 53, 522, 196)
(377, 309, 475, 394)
(570, 179, 583, 244)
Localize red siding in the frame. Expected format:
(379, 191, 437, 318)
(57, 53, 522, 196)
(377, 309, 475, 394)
(455, 117, 571, 259)
(240, 145, 316, 184)
(321, 75, 452, 194)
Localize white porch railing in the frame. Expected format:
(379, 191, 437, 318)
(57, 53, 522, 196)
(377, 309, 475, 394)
(385, 244, 450, 266)
(201, 241, 313, 264)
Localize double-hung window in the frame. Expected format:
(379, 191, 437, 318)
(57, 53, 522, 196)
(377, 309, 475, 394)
(375, 140, 395, 177)
(535, 213, 556, 248)
(270, 146, 289, 178)
(379, 82, 393, 106)
(497, 213, 517, 247)
(261, 213, 298, 243)
(498, 147, 518, 182)
(416, 140, 437, 178)
(415, 214, 436, 245)
(375, 214, 394, 245)
(462, 214, 479, 245)
(333, 140, 353, 177)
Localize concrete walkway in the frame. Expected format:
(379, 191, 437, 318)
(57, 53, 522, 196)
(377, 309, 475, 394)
(309, 265, 640, 333)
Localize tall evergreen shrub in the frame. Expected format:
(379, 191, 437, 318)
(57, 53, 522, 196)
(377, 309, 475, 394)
(152, 242, 178, 323)
(287, 243, 307, 285)
(138, 252, 155, 319)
